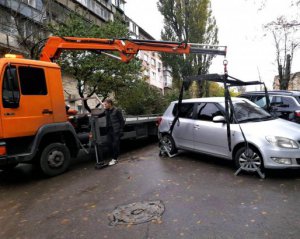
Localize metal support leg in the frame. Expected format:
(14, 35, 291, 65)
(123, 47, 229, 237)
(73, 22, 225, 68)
(234, 148, 265, 179)
(159, 141, 178, 158)
(234, 162, 265, 179)
(90, 115, 107, 169)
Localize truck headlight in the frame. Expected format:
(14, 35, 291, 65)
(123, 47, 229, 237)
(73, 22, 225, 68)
(266, 136, 299, 149)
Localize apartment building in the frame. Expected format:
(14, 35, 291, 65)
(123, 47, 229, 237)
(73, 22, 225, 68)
(0, 0, 125, 54)
(127, 17, 172, 93)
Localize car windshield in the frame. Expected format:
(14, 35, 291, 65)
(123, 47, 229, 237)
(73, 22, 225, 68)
(220, 100, 273, 123)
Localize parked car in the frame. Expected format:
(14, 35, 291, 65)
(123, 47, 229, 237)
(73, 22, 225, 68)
(239, 90, 300, 123)
(158, 97, 300, 172)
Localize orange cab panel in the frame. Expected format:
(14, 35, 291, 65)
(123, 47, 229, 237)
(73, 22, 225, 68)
(0, 58, 66, 139)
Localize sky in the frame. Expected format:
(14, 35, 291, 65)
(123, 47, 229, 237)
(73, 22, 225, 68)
(125, 0, 300, 89)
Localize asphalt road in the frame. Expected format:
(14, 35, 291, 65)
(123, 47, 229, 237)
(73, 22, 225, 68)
(0, 140, 300, 239)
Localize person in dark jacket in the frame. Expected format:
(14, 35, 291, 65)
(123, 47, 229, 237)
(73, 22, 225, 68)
(99, 98, 125, 165)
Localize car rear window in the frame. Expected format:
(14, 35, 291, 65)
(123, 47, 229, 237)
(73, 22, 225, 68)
(172, 103, 194, 118)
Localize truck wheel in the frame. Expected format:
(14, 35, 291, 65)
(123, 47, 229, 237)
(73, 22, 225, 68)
(39, 143, 71, 177)
(160, 134, 177, 155)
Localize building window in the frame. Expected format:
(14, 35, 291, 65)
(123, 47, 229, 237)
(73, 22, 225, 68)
(151, 58, 156, 67)
(48, 1, 71, 23)
(77, 105, 82, 113)
(144, 54, 148, 62)
(152, 71, 156, 79)
(77, 0, 88, 7)
(16, 18, 37, 39)
(158, 62, 161, 72)
(22, 0, 36, 8)
(0, 9, 17, 35)
(113, 0, 125, 11)
(88, 0, 110, 21)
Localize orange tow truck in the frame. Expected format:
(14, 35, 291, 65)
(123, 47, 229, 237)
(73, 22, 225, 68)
(0, 37, 226, 176)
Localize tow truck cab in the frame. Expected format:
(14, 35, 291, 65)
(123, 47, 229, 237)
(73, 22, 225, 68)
(0, 55, 80, 175)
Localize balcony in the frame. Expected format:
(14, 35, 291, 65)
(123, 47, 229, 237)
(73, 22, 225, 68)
(164, 81, 172, 88)
(0, 0, 45, 24)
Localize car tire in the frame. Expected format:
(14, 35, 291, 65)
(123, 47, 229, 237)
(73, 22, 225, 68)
(39, 143, 71, 177)
(160, 134, 177, 155)
(234, 146, 264, 172)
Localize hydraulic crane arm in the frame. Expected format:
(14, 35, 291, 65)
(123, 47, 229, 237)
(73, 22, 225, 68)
(39, 36, 226, 62)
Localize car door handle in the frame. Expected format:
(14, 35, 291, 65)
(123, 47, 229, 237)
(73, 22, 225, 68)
(42, 109, 53, 114)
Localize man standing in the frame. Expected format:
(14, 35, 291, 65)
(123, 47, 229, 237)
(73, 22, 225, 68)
(100, 98, 125, 166)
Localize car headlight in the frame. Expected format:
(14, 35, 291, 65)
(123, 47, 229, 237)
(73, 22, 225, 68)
(266, 136, 299, 149)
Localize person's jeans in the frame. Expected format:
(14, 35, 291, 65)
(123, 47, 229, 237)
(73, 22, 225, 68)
(107, 128, 121, 159)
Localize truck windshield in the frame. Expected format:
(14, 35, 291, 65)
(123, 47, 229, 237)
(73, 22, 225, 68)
(220, 101, 273, 123)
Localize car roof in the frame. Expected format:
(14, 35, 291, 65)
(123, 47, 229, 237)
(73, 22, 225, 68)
(240, 90, 300, 96)
(172, 97, 248, 104)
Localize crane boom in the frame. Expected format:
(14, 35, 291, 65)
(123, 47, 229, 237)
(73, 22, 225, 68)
(39, 36, 226, 62)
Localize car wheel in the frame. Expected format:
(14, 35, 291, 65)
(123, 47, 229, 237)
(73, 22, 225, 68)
(39, 143, 71, 177)
(234, 146, 264, 172)
(160, 134, 177, 155)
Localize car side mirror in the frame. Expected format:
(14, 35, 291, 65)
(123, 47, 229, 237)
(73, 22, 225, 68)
(213, 115, 226, 123)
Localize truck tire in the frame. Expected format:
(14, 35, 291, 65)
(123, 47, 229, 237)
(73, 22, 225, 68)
(39, 143, 71, 177)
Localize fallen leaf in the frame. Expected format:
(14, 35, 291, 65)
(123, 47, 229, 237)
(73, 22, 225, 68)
(61, 219, 70, 225)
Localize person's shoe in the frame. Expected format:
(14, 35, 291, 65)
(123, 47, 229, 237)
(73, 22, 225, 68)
(108, 159, 118, 166)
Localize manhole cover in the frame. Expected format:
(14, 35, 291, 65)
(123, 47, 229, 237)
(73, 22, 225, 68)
(108, 200, 165, 226)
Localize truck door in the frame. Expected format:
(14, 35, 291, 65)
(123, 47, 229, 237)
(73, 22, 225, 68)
(1, 64, 54, 138)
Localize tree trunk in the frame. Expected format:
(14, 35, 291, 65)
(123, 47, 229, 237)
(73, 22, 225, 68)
(278, 64, 284, 90)
(283, 54, 291, 90)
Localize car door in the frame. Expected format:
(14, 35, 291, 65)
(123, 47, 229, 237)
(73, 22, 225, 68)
(271, 96, 295, 121)
(171, 102, 195, 150)
(193, 102, 229, 157)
